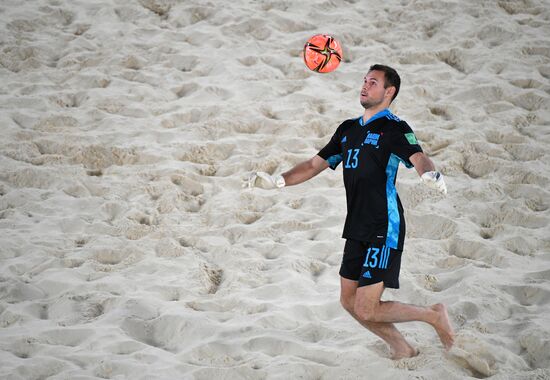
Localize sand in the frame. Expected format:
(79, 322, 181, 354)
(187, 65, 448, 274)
(1, 0, 549, 379)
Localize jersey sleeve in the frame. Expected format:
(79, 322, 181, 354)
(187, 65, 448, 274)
(390, 121, 423, 168)
(317, 126, 343, 170)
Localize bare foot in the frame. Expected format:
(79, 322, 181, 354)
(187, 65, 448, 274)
(390, 346, 419, 360)
(431, 303, 454, 350)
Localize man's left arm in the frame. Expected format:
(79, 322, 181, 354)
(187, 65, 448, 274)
(409, 152, 447, 195)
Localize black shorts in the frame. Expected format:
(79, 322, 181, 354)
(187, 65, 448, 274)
(339, 239, 402, 288)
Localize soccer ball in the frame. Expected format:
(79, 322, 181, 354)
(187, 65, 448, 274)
(303, 34, 343, 73)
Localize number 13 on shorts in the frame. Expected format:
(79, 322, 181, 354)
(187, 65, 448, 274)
(364, 245, 391, 269)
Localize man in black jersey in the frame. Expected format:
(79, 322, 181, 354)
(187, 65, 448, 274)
(247, 64, 454, 359)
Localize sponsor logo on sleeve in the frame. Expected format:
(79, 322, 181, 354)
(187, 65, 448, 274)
(404, 133, 418, 145)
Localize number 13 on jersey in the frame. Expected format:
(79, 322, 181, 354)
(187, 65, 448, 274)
(344, 148, 359, 169)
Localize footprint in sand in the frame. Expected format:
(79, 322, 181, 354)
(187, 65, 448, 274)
(155, 237, 186, 258)
(6, 336, 42, 359)
(173, 83, 199, 98)
(538, 64, 550, 79)
(90, 246, 145, 270)
(436, 49, 468, 73)
(509, 78, 544, 90)
(448, 236, 501, 265)
(138, 0, 171, 17)
(176, 143, 235, 166)
(166, 55, 199, 72)
(509, 91, 547, 112)
(519, 329, 550, 369)
(199, 263, 224, 294)
(500, 284, 550, 307)
(238, 56, 258, 67)
(460, 152, 500, 179)
(449, 334, 529, 378)
(504, 236, 535, 256)
(243, 336, 339, 367)
(121, 313, 215, 353)
(170, 174, 204, 196)
(221, 18, 271, 41)
(406, 212, 457, 240)
(485, 129, 526, 144)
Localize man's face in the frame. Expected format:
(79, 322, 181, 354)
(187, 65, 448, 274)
(360, 70, 389, 109)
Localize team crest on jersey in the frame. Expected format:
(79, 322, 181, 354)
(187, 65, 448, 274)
(364, 131, 380, 148)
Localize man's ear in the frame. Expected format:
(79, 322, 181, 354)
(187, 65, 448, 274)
(385, 86, 396, 100)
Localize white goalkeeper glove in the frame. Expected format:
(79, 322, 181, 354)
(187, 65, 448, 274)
(421, 171, 447, 195)
(245, 172, 286, 190)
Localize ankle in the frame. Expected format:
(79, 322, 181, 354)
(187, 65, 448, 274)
(428, 304, 442, 325)
(390, 344, 418, 360)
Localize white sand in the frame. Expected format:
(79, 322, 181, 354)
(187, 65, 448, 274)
(1, 0, 550, 378)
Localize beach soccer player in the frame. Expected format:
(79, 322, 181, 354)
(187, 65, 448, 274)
(247, 64, 454, 359)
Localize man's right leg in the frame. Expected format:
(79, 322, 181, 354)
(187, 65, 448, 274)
(354, 280, 454, 350)
(340, 277, 417, 359)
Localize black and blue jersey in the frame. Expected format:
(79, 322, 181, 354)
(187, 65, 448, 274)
(317, 108, 422, 250)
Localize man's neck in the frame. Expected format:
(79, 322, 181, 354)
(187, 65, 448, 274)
(362, 104, 390, 124)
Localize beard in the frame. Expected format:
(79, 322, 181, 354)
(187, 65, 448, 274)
(360, 95, 384, 109)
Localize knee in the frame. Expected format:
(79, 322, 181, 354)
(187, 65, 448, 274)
(354, 305, 377, 322)
(340, 296, 355, 314)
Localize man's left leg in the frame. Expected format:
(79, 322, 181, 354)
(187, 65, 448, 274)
(353, 281, 455, 350)
(341, 277, 417, 359)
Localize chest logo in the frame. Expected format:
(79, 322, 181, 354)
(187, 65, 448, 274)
(364, 131, 381, 148)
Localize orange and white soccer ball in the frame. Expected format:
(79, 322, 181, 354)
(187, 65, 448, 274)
(303, 34, 343, 73)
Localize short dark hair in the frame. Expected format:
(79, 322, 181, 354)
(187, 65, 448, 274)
(369, 64, 401, 102)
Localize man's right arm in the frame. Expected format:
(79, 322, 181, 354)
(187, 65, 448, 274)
(247, 122, 342, 190)
(246, 155, 329, 190)
(281, 155, 329, 186)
